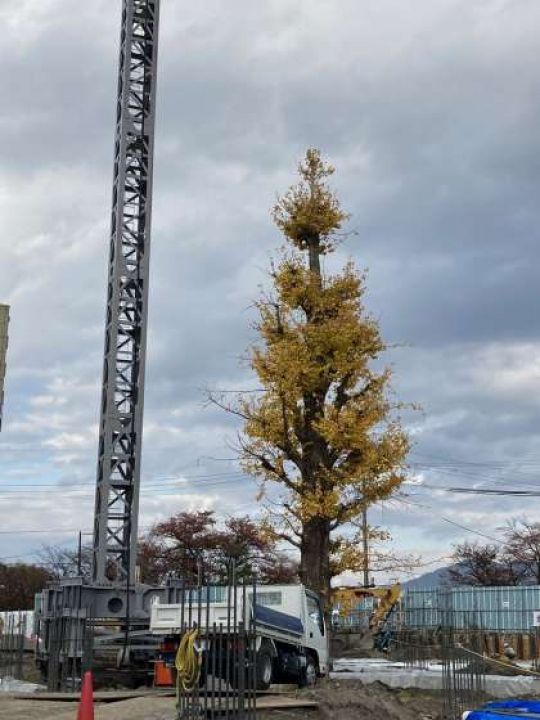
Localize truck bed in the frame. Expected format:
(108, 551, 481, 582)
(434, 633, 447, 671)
(150, 600, 305, 645)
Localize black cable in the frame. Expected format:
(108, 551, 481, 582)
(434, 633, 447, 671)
(394, 496, 505, 544)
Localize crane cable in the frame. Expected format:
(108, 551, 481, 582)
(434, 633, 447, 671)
(175, 629, 202, 695)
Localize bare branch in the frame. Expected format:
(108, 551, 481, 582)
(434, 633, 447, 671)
(267, 529, 301, 549)
(205, 393, 251, 421)
(240, 443, 301, 493)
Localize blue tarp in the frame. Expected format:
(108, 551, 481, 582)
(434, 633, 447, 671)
(467, 699, 540, 718)
(487, 700, 540, 712)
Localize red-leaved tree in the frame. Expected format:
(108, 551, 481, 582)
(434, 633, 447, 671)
(139, 511, 298, 584)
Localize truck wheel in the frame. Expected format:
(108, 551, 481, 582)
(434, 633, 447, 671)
(256, 648, 273, 691)
(304, 656, 318, 688)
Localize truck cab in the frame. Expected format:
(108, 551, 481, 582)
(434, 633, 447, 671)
(303, 588, 328, 676)
(150, 583, 328, 689)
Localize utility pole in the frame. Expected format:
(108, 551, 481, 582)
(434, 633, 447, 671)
(0, 304, 9, 432)
(362, 503, 370, 587)
(77, 531, 82, 576)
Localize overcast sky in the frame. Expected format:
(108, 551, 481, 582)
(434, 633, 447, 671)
(0, 0, 539, 580)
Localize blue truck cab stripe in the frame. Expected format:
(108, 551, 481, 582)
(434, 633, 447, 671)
(253, 603, 304, 637)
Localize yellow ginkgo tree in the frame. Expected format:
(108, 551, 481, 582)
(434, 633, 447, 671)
(217, 149, 410, 601)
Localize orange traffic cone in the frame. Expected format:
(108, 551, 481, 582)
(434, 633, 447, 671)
(77, 671, 94, 720)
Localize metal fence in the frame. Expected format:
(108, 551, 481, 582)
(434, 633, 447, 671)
(391, 589, 540, 719)
(398, 586, 540, 632)
(0, 612, 34, 685)
(441, 632, 487, 720)
(43, 613, 94, 692)
(332, 585, 540, 632)
(387, 629, 441, 669)
(384, 628, 489, 720)
(34, 569, 259, 717)
(172, 573, 258, 720)
(380, 628, 490, 720)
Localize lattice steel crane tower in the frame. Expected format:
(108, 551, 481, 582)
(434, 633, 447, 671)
(36, 3, 187, 684)
(92, 0, 160, 587)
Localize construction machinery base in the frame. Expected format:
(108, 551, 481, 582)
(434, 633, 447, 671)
(35, 576, 186, 690)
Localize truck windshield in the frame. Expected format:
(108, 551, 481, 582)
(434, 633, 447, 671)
(306, 593, 324, 636)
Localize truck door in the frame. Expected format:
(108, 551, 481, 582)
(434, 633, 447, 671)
(305, 591, 328, 673)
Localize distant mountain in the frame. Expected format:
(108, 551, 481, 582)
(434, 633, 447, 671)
(404, 563, 538, 589)
(403, 565, 453, 589)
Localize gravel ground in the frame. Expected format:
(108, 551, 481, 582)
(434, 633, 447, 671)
(0, 680, 443, 719)
(0, 696, 174, 720)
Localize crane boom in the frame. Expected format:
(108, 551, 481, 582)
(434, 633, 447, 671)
(92, 0, 161, 585)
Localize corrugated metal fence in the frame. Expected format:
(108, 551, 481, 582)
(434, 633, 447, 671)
(398, 586, 540, 632)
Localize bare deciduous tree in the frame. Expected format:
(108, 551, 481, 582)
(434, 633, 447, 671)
(448, 541, 519, 586)
(503, 520, 540, 584)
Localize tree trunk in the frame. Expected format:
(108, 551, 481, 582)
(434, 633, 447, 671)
(307, 237, 322, 277)
(300, 517, 331, 604)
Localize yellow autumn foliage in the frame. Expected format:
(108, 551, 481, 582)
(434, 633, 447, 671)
(236, 149, 410, 593)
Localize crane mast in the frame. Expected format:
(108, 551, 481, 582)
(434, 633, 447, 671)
(92, 0, 161, 586)
(36, 3, 180, 685)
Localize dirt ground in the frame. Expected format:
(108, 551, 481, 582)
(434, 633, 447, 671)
(257, 680, 442, 720)
(0, 696, 173, 720)
(0, 680, 443, 720)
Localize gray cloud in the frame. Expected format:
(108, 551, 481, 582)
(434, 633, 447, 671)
(1, 0, 539, 575)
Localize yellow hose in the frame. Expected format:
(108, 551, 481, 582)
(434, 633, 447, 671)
(175, 629, 202, 696)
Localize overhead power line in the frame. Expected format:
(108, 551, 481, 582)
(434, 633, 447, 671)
(414, 484, 540, 497)
(0, 474, 249, 497)
(394, 496, 505, 545)
(0, 470, 245, 488)
(411, 462, 540, 486)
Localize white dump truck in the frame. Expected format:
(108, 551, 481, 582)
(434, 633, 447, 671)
(150, 583, 329, 689)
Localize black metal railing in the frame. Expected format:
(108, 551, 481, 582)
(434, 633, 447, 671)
(173, 571, 258, 720)
(441, 631, 487, 720)
(43, 613, 94, 692)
